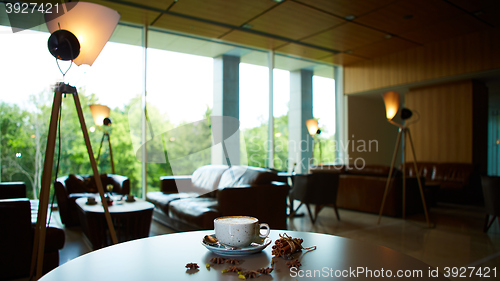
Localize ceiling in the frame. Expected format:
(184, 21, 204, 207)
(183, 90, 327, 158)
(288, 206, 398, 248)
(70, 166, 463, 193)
(3, 0, 500, 68)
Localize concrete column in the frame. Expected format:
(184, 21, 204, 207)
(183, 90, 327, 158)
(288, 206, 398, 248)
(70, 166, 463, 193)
(212, 55, 240, 165)
(288, 69, 313, 173)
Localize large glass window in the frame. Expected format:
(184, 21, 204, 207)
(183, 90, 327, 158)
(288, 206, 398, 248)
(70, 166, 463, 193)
(1, 21, 338, 199)
(0, 24, 144, 198)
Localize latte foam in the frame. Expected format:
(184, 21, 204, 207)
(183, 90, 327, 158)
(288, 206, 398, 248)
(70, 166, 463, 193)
(216, 216, 257, 225)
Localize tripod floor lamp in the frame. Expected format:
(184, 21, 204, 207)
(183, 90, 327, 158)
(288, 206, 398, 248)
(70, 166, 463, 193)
(306, 119, 322, 166)
(377, 91, 430, 227)
(31, 2, 120, 279)
(90, 104, 115, 174)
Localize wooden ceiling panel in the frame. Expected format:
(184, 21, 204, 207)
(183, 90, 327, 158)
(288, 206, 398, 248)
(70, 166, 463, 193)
(153, 14, 232, 39)
(169, 0, 278, 27)
(355, 0, 465, 35)
(220, 30, 288, 50)
(302, 22, 387, 52)
(350, 37, 419, 58)
(248, 1, 345, 40)
(319, 53, 367, 66)
(92, 1, 160, 25)
(275, 43, 333, 60)
(295, 0, 394, 18)
(401, 16, 492, 44)
(123, 0, 173, 10)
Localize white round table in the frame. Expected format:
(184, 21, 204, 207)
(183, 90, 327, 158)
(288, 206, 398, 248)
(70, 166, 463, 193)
(40, 230, 450, 280)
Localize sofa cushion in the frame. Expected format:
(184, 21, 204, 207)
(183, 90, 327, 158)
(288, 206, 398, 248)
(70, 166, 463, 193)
(191, 165, 229, 195)
(146, 191, 199, 215)
(168, 197, 220, 229)
(65, 174, 87, 194)
(218, 166, 278, 188)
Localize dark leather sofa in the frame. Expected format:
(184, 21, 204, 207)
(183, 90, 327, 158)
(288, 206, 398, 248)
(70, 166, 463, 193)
(405, 162, 481, 205)
(0, 182, 65, 280)
(54, 174, 130, 226)
(146, 165, 289, 231)
(310, 165, 424, 217)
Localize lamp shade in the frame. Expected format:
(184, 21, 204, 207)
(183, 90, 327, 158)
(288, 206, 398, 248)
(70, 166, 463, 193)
(45, 2, 120, 66)
(90, 104, 111, 126)
(382, 91, 400, 120)
(306, 119, 319, 136)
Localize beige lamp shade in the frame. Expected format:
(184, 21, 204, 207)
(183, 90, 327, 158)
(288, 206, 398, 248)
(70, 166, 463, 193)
(306, 119, 319, 136)
(45, 2, 120, 66)
(382, 91, 400, 120)
(90, 104, 110, 126)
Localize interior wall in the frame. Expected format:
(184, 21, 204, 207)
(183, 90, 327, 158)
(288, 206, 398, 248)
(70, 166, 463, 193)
(404, 80, 488, 173)
(347, 95, 400, 167)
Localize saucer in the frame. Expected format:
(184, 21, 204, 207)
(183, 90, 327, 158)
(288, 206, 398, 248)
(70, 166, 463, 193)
(201, 234, 271, 256)
(85, 201, 97, 205)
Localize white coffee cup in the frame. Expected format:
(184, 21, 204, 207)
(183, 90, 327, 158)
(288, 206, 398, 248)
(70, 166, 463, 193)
(214, 216, 270, 247)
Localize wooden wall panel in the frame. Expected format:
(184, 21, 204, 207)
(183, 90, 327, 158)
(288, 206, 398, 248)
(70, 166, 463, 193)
(405, 80, 473, 163)
(345, 28, 500, 94)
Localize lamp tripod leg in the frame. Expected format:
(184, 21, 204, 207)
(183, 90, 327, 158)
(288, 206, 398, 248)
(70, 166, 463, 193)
(73, 92, 118, 244)
(406, 129, 431, 227)
(97, 133, 106, 163)
(108, 133, 115, 174)
(31, 91, 62, 279)
(378, 128, 402, 224)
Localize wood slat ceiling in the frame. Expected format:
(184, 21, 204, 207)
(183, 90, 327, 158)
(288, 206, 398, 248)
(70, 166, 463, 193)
(19, 0, 500, 66)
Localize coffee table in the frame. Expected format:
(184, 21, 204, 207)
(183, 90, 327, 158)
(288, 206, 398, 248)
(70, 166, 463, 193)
(38, 230, 450, 280)
(75, 196, 154, 250)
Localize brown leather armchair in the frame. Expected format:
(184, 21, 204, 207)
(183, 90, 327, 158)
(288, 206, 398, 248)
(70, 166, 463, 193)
(481, 176, 500, 232)
(288, 172, 341, 223)
(0, 183, 65, 280)
(55, 174, 130, 226)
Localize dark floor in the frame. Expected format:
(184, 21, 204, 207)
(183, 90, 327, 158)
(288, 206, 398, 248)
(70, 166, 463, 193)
(50, 202, 500, 281)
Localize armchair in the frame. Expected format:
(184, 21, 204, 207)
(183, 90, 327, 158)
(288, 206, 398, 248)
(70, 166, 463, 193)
(0, 197, 65, 280)
(481, 176, 500, 232)
(55, 174, 130, 226)
(289, 172, 341, 223)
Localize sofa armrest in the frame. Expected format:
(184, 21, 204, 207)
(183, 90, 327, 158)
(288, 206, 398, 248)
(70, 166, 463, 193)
(0, 182, 27, 199)
(107, 174, 130, 194)
(160, 175, 193, 194)
(217, 184, 289, 230)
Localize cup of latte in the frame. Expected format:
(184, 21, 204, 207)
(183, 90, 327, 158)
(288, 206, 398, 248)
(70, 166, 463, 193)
(214, 216, 270, 247)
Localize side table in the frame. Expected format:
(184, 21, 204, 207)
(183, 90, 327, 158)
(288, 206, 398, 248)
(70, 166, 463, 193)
(75, 196, 154, 250)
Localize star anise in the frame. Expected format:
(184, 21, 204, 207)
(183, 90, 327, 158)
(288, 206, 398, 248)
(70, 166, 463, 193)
(243, 270, 259, 279)
(227, 266, 242, 273)
(286, 259, 301, 268)
(257, 267, 273, 274)
(210, 257, 226, 264)
(225, 258, 241, 265)
(185, 262, 199, 270)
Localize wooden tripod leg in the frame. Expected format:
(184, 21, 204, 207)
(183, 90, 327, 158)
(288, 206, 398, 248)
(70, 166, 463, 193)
(107, 133, 115, 174)
(378, 128, 402, 224)
(73, 93, 118, 245)
(31, 92, 63, 279)
(406, 129, 431, 227)
(96, 133, 106, 163)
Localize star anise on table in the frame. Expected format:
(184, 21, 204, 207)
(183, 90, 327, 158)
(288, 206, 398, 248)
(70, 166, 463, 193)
(210, 257, 226, 264)
(243, 270, 259, 279)
(225, 258, 241, 265)
(257, 267, 274, 274)
(285, 259, 302, 268)
(227, 266, 242, 273)
(185, 262, 199, 270)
